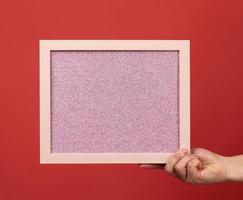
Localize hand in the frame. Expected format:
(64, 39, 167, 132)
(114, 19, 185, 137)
(164, 148, 228, 184)
(140, 148, 243, 184)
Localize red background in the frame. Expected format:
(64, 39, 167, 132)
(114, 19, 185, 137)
(1, 0, 243, 199)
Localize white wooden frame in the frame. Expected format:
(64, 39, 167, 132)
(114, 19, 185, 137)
(40, 40, 190, 164)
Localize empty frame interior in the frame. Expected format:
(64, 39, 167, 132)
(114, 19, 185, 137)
(51, 50, 179, 153)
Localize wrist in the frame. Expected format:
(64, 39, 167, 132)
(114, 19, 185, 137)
(222, 155, 243, 182)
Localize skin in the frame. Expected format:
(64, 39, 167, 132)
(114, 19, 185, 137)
(140, 148, 243, 184)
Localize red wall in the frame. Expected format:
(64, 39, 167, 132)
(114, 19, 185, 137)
(1, 0, 243, 199)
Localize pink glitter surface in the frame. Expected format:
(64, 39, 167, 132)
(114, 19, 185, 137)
(51, 51, 179, 153)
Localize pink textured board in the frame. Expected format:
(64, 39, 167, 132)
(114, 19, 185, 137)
(39, 40, 190, 164)
(51, 51, 179, 153)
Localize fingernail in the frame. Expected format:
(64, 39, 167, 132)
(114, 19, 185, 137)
(139, 164, 149, 168)
(181, 149, 188, 154)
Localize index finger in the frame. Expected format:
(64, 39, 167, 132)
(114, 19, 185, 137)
(139, 164, 165, 169)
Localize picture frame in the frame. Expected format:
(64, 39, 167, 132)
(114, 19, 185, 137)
(40, 40, 190, 164)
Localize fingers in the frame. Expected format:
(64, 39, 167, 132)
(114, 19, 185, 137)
(174, 155, 196, 181)
(139, 149, 190, 172)
(165, 149, 189, 176)
(187, 158, 202, 184)
(139, 164, 165, 169)
(139, 148, 205, 184)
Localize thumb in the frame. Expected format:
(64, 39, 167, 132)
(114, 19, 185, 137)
(191, 148, 216, 164)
